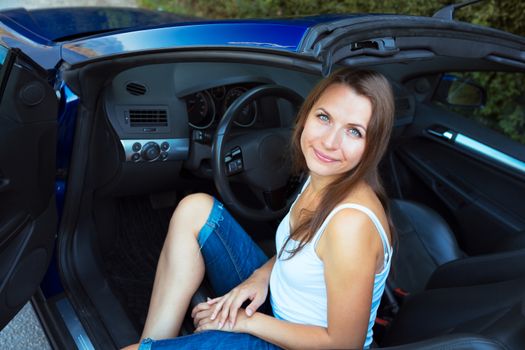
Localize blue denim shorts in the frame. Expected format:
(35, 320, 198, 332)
(139, 198, 281, 350)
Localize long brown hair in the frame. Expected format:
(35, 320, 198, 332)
(279, 68, 395, 259)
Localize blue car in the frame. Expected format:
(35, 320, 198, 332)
(1, 4, 525, 349)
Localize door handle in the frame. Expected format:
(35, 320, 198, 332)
(426, 125, 457, 143)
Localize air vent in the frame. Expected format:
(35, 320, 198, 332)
(126, 82, 147, 96)
(129, 109, 168, 127)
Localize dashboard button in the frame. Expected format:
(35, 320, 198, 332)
(228, 161, 238, 173)
(132, 142, 142, 152)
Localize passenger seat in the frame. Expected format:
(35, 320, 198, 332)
(389, 199, 525, 293)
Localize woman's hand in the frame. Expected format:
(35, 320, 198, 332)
(192, 300, 249, 333)
(191, 298, 216, 330)
(192, 269, 269, 330)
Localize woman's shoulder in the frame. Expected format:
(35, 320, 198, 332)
(312, 181, 391, 272)
(321, 185, 390, 248)
(316, 203, 386, 269)
(337, 183, 387, 223)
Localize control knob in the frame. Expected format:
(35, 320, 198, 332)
(141, 142, 161, 161)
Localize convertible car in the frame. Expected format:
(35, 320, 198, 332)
(1, 3, 524, 349)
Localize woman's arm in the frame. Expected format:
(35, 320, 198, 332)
(197, 209, 384, 349)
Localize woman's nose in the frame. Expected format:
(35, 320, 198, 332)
(322, 127, 341, 149)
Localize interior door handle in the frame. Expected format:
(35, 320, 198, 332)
(426, 125, 457, 143)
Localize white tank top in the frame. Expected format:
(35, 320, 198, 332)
(269, 178, 393, 348)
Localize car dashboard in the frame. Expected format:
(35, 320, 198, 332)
(100, 61, 415, 196)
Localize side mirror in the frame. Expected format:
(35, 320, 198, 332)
(434, 74, 486, 108)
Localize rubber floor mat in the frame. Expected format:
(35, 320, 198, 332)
(103, 196, 174, 332)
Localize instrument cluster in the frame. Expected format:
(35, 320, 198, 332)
(185, 83, 259, 130)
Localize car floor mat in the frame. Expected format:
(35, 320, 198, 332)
(102, 196, 173, 332)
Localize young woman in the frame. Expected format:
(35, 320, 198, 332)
(123, 68, 395, 350)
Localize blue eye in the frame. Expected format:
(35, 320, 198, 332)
(347, 128, 362, 138)
(317, 114, 330, 123)
(317, 114, 329, 122)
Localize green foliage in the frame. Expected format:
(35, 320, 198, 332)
(139, 0, 448, 19)
(457, 0, 525, 36)
(138, 0, 524, 37)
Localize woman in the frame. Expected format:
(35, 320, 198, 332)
(124, 68, 395, 350)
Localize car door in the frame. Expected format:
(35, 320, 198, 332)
(393, 71, 525, 255)
(0, 44, 58, 329)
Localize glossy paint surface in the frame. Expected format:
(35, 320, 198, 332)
(0, 11, 332, 67)
(0, 8, 375, 68)
(61, 21, 310, 64)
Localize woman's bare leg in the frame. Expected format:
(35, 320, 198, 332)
(140, 193, 214, 340)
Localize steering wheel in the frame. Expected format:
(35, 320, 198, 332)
(212, 84, 304, 221)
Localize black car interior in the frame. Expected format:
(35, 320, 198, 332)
(390, 200, 525, 294)
(0, 49, 58, 331)
(56, 42, 525, 349)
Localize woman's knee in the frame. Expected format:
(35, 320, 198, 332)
(171, 193, 214, 238)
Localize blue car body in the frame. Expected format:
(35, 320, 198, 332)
(0, 8, 328, 65)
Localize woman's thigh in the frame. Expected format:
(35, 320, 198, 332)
(139, 331, 281, 350)
(198, 198, 269, 296)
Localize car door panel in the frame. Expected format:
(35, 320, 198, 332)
(0, 46, 58, 329)
(396, 137, 525, 253)
(394, 104, 525, 256)
(0, 212, 30, 248)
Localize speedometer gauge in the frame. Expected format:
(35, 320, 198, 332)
(186, 91, 215, 129)
(223, 87, 258, 127)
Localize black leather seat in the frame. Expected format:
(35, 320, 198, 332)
(381, 277, 525, 348)
(376, 199, 525, 349)
(389, 199, 525, 294)
(380, 334, 512, 350)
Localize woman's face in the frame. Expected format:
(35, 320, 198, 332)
(300, 83, 372, 181)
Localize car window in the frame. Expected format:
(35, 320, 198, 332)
(432, 71, 525, 145)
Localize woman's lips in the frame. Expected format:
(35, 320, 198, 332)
(313, 148, 338, 163)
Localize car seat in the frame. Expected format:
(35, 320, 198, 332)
(380, 276, 525, 349)
(389, 199, 525, 294)
(375, 199, 525, 349)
